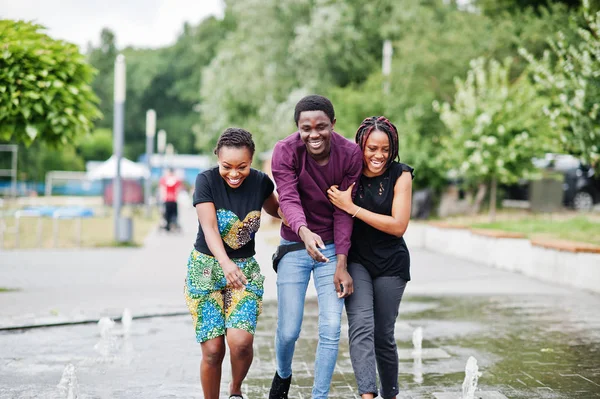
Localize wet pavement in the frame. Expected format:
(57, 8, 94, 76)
(1, 207, 599, 398)
(1, 292, 599, 398)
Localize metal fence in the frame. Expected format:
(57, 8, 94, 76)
(0, 208, 92, 250)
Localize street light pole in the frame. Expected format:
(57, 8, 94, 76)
(157, 128, 167, 175)
(155, 129, 167, 209)
(113, 54, 126, 242)
(157, 129, 166, 155)
(145, 109, 156, 217)
(382, 40, 393, 95)
(165, 143, 174, 173)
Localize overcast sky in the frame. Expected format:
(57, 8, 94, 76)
(0, 0, 224, 49)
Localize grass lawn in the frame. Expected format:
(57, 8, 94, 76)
(441, 212, 600, 245)
(1, 209, 159, 249)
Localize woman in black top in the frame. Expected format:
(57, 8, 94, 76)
(328, 116, 413, 399)
(185, 128, 280, 399)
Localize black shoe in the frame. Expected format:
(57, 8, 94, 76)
(268, 372, 291, 399)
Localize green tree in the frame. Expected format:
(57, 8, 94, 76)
(289, 0, 382, 89)
(16, 142, 85, 183)
(198, 0, 312, 153)
(434, 57, 556, 220)
(120, 47, 165, 158)
(86, 28, 117, 129)
(85, 17, 231, 159)
(326, 1, 573, 192)
(0, 20, 101, 146)
(77, 128, 113, 162)
(474, 0, 582, 15)
(198, 0, 396, 153)
(146, 16, 232, 155)
(520, 0, 600, 164)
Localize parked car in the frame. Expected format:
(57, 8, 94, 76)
(503, 154, 600, 211)
(562, 162, 599, 211)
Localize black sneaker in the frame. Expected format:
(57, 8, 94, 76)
(268, 372, 291, 399)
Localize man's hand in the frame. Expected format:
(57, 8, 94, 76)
(298, 226, 329, 263)
(220, 258, 247, 289)
(334, 264, 353, 298)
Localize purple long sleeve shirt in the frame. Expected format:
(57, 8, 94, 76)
(271, 131, 363, 256)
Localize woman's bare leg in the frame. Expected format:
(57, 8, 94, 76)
(201, 336, 226, 399)
(226, 328, 254, 395)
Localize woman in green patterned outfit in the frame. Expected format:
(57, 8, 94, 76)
(185, 128, 280, 399)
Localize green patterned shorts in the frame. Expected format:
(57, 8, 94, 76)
(184, 249, 265, 343)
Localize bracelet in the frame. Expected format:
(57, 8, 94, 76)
(352, 207, 362, 218)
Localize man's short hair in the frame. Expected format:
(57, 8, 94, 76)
(294, 95, 335, 125)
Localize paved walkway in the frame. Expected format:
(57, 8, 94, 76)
(1, 206, 599, 398)
(0, 207, 305, 329)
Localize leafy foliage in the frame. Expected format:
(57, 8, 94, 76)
(520, 0, 600, 164)
(434, 57, 555, 184)
(86, 28, 117, 129)
(434, 57, 557, 217)
(76, 128, 113, 162)
(16, 141, 85, 182)
(7, 0, 595, 202)
(0, 20, 101, 146)
(474, 0, 582, 16)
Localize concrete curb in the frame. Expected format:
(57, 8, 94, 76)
(0, 311, 190, 332)
(405, 222, 600, 295)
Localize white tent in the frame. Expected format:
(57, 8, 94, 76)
(86, 155, 150, 180)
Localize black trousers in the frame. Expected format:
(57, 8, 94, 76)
(164, 201, 178, 230)
(345, 262, 407, 398)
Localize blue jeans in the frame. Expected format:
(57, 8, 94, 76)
(275, 239, 343, 399)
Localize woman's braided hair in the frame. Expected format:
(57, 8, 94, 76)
(213, 127, 255, 156)
(354, 116, 399, 169)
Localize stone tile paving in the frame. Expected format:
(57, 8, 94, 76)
(1, 291, 600, 398)
(1, 207, 600, 397)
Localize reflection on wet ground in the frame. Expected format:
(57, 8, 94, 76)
(1, 293, 599, 398)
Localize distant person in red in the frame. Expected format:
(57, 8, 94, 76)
(159, 168, 182, 231)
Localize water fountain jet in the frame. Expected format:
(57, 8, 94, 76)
(461, 356, 481, 399)
(121, 308, 132, 336)
(433, 356, 508, 399)
(57, 363, 79, 399)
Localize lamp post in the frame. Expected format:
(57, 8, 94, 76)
(155, 129, 167, 208)
(157, 128, 167, 174)
(382, 39, 393, 95)
(165, 143, 175, 172)
(157, 129, 167, 155)
(113, 54, 126, 242)
(145, 109, 156, 217)
(165, 143, 174, 172)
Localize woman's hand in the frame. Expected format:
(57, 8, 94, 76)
(277, 207, 290, 227)
(220, 259, 247, 289)
(327, 183, 356, 215)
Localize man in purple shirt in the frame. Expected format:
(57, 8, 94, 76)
(269, 95, 363, 399)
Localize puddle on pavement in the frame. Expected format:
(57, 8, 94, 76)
(0, 294, 599, 398)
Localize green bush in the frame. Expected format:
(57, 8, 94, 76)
(0, 20, 101, 146)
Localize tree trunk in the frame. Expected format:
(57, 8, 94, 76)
(489, 177, 497, 223)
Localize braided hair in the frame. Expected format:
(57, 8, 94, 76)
(355, 116, 399, 169)
(213, 127, 256, 157)
(294, 95, 335, 125)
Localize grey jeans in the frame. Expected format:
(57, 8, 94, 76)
(345, 262, 407, 398)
